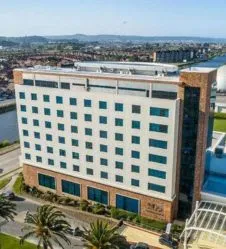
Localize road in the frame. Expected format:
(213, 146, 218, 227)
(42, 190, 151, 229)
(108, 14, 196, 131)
(0, 148, 20, 175)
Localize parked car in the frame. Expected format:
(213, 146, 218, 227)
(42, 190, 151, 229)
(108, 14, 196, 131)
(2, 191, 15, 200)
(130, 242, 150, 249)
(159, 233, 178, 249)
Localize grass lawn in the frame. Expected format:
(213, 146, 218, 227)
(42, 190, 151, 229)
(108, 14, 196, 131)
(13, 174, 23, 195)
(0, 177, 11, 190)
(0, 233, 37, 249)
(214, 118, 226, 133)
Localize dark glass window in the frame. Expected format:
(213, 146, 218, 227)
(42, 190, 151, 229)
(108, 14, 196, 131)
(38, 173, 55, 189)
(56, 96, 63, 104)
(149, 139, 167, 149)
(132, 105, 141, 114)
(100, 171, 108, 179)
(150, 107, 169, 117)
(70, 98, 77, 105)
(149, 154, 167, 164)
(148, 183, 165, 193)
(115, 103, 123, 112)
(99, 101, 107, 109)
(131, 179, 139, 187)
(88, 187, 108, 205)
(62, 180, 80, 196)
(84, 99, 91, 107)
(116, 175, 123, 183)
(149, 123, 168, 133)
(148, 169, 166, 179)
(132, 121, 140, 129)
(115, 161, 123, 169)
(116, 195, 139, 213)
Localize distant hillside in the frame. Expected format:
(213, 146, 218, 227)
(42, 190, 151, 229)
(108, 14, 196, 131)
(46, 34, 226, 43)
(0, 36, 48, 46)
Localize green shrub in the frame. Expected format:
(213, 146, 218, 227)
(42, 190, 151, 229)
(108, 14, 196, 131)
(0, 140, 10, 148)
(110, 207, 137, 221)
(140, 216, 166, 231)
(12, 173, 24, 195)
(92, 203, 106, 215)
(214, 112, 226, 119)
(80, 199, 90, 211)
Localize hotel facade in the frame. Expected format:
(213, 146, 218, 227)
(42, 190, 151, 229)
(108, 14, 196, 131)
(14, 62, 217, 222)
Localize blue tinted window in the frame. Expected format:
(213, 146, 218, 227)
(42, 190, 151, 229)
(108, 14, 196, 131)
(73, 165, 79, 172)
(88, 187, 108, 205)
(72, 152, 79, 159)
(58, 123, 64, 131)
(59, 149, 66, 156)
(71, 125, 78, 133)
(115, 118, 123, 127)
(115, 103, 123, 112)
(56, 96, 63, 104)
(115, 161, 123, 169)
(148, 183, 165, 193)
(85, 128, 92, 136)
(131, 150, 140, 159)
(115, 147, 123, 156)
(34, 132, 40, 139)
(47, 146, 53, 154)
(101, 171, 108, 179)
(99, 101, 107, 109)
(131, 179, 139, 187)
(86, 155, 93, 162)
(116, 194, 139, 213)
(21, 117, 27, 124)
(19, 92, 25, 99)
(99, 116, 107, 124)
(84, 99, 91, 107)
(115, 133, 123, 141)
(132, 136, 140, 144)
(60, 162, 67, 169)
(62, 180, 80, 196)
(70, 98, 77, 105)
(25, 153, 31, 160)
(87, 168, 93, 175)
(48, 159, 54, 166)
(85, 114, 92, 122)
(35, 144, 41, 151)
(45, 121, 51, 128)
(70, 112, 77, 120)
(20, 105, 26, 112)
(57, 110, 64, 117)
(38, 173, 55, 189)
(46, 134, 52, 141)
(36, 156, 42, 163)
(100, 158, 108, 166)
(23, 130, 29, 136)
(72, 139, 79, 146)
(149, 154, 167, 164)
(148, 169, 166, 179)
(150, 107, 169, 117)
(131, 165, 140, 173)
(85, 142, 93, 149)
(24, 142, 30, 148)
(100, 130, 107, 138)
(132, 121, 140, 129)
(43, 95, 50, 102)
(58, 136, 65, 144)
(32, 106, 38, 114)
(149, 123, 168, 133)
(31, 93, 37, 100)
(149, 139, 167, 149)
(33, 119, 39, 126)
(116, 175, 123, 182)
(44, 108, 50, 116)
(100, 144, 108, 152)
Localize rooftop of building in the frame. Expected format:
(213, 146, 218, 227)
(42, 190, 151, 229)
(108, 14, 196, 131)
(181, 66, 217, 73)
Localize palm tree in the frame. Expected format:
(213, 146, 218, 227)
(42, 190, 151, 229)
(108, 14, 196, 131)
(83, 219, 128, 249)
(20, 204, 71, 249)
(0, 194, 16, 221)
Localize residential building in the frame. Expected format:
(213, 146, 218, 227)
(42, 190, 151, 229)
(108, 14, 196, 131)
(14, 62, 217, 222)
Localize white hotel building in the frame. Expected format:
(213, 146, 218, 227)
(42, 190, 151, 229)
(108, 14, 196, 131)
(14, 62, 217, 222)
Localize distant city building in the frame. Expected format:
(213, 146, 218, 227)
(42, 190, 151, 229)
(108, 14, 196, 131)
(153, 49, 195, 63)
(14, 62, 217, 221)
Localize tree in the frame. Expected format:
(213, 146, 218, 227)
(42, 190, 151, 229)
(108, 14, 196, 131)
(20, 205, 71, 249)
(0, 194, 16, 221)
(83, 219, 128, 249)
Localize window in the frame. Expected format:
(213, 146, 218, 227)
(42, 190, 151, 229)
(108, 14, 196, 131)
(71, 125, 78, 133)
(58, 136, 65, 144)
(86, 168, 93, 175)
(58, 123, 64, 131)
(86, 155, 93, 162)
(99, 116, 107, 124)
(150, 107, 169, 117)
(43, 95, 50, 102)
(100, 130, 107, 138)
(22, 117, 27, 124)
(57, 110, 64, 117)
(56, 96, 63, 104)
(34, 132, 40, 139)
(85, 128, 92, 136)
(31, 93, 37, 100)
(46, 134, 52, 141)
(36, 80, 57, 88)
(87, 187, 108, 205)
(115, 161, 123, 169)
(115, 118, 123, 127)
(101, 171, 108, 179)
(60, 162, 67, 169)
(131, 150, 140, 159)
(19, 92, 25, 99)
(70, 98, 77, 105)
(148, 183, 165, 193)
(149, 123, 168, 133)
(45, 121, 51, 129)
(24, 79, 34, 86)
(61, 82, 70, 89)
(99, 101, 107, 109)
(115, 103, 123, 112)
(132, 105, 141, 114)
(24, 142, 30, 148)
(132, 136, 140, 144)
(149, 139, 167, 149)
(85, 142, 93, 149)
(72, 152, 79, 159)
(48, 159, 54, 166)
(59, 149, 66, 157)
(131, 179, 139, 187)
(73, 165, 79, 172)
(72, 139, 79, 146)
(116, 195, 139, 213)
(62, 180, 80, 196)
(100, 144, 108, 152)
(132, 121, 140, 129)
(148, 169, 166, 179)
(100, 158, 108, 166)
(116, 175, 123, 183)
(131, 165, 140, 173)
(35, 144, 41, 151)
(70, 112, 77, 120)
(25, 153, 31, 160)
(85, 114, 92, 122)
(47, 146, 53, 154)
(84, 99, 91, 107)
(20, 105, 26, 112)
(44, 108, 50, 116)
(33, 119, 39, 126)
(115, 133, 123, 141)
(23, 130, 29, 136)
(149, 154, 167, 164)
(32, 106, 38, 114)
(38, 173, 55, 189)
(115, 147, 123, 156)
(36, 156, 42, 163)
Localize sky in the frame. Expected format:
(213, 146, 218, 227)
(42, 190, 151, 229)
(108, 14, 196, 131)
(0, 0, 226, 38)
